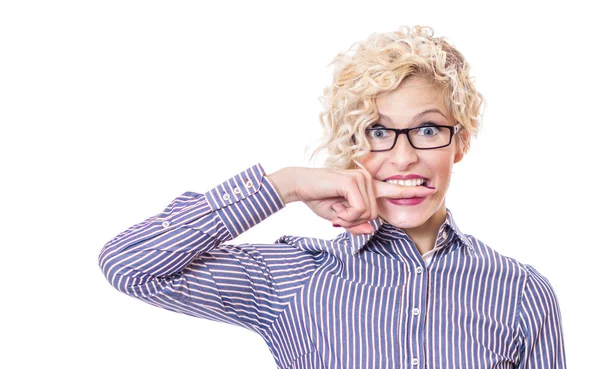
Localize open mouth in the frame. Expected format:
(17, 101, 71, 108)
(385, 178, 430, 187)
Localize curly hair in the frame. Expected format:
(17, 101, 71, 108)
(307, 25, 485, 170)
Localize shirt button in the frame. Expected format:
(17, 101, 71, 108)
(161, 221, 170, 228)
(442, 230, 447, 239)
(412, 358, 419, 366)
(222, 193, 231, 201)
(416, 266, 423, 274)
(412, 307, 420, 316)
(245, 180, 253, 188)
(233, 187, 241, 194)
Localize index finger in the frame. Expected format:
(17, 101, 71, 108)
(373, 180, 436, 199)
(353, 160, 436, 199)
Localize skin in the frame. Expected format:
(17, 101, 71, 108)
(357, 75, 467, 255)
(266, 75, 469, 256)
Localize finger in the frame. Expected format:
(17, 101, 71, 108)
(331, 207, 374, 230)
(360, 170, 378, 220)
(374, 180, 436, 199)
(351, 171, 372, 221)
(331, 216, 374, 233)
(352, 160, 367, 171)
(330, 202, 347, 214)
(331, 221, 373, 235)
(335, 177, 368, 222)
(337, 179, 368, 222)
(346, 222, 375, 235)
(329, 201, 359, 228)
(330, 201, 360, 227)
(353, 161, 379, 221)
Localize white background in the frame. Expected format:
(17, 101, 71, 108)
(1, 1, 597, 368)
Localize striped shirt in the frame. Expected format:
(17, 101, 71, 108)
(98, 163, 566, 369)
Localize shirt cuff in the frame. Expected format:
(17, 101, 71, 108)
(204, 163, 285, 238)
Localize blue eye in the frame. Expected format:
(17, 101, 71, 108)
(367, 127, 390, 140)
(417, 125, 440, 136)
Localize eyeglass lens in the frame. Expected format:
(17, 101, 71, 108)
(366, 126, 452, 150)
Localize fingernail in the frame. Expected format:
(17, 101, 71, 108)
(332, 223, 341, 227)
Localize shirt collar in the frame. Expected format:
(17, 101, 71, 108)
(343, 208, 473, 255)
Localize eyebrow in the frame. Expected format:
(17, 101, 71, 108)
(378, 109, 447, 124)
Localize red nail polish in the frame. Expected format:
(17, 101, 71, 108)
(332, 224, 341, 227)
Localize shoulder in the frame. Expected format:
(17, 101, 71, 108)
(223, 232, 345, 267)
(519, 264, 561, 315)
(515, 263, 563, 347)
(274, 232, 353, 258)
(463, 233, 530, 278)
(464, 234, 561, 309)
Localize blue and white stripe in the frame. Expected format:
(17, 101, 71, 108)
(99, 163, 566, 368)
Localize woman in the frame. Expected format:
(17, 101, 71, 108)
(99, 26, 565, 368)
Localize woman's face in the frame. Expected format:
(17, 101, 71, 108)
(357, 75, 466, 231)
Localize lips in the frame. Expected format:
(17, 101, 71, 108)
(383, 174, 434, 189)
(384, 174, 428, 181)
(387, 184, 436, 200)
(386, 178, 429, 188)
(384, 178, 435, 190)
(387, 197, 426, 206)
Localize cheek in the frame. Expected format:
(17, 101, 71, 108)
(419, 151, 454, 180)
(359, 151, 455, 181)
(357, 154, 383, 176)
(430, 155, 455, 183)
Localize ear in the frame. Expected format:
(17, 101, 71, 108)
(453, 129, 469, 164)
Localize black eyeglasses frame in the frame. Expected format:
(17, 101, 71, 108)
(365, 124, 462, 152)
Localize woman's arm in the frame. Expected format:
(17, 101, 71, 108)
(516, 265, 567, 368)
(98, 163, 318, 333)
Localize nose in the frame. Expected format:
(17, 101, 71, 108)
(388, 133, 418, 169)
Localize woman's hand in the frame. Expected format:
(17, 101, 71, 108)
(267, 166, 436, 235)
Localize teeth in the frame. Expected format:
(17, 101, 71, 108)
(386, 178, 426, 187)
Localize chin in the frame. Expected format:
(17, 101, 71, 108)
(379, 200, 439, 230)
(380, 210, 429, 229)
(383, 217, 428, 230)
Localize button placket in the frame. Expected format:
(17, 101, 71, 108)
(409, 259, 427, 369)
(413, 266, 425, 320)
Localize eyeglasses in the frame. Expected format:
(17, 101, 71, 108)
(365, 124, 462, 152)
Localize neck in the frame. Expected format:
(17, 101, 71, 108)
(404, 206, 447, 255)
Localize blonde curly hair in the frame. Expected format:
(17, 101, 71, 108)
(307, 25, 485, 170)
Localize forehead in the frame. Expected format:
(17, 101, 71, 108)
(375, 76, 450, 123)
